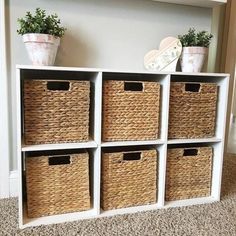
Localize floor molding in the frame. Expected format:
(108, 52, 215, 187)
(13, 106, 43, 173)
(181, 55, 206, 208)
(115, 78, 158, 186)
(9, 171, 18, 197)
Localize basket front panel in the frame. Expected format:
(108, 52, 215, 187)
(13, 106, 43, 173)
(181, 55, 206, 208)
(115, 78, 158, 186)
(26, 153, 90, 217)
(165, 147, 212, 201)
(24, 80, 90, 144)
(102, 80, 160, 141)
(101, 149, 157, 210)
(168, 82, 218, 139)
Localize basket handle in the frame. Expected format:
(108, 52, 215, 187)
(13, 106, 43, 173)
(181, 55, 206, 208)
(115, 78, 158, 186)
(122, 152, 142, 161)
(48, 155, 71, 165)
(124, 82, 144, 92)
(184, 83, 201, 93)
(183, 149, 199, 157)
(47, 81, 71, 91)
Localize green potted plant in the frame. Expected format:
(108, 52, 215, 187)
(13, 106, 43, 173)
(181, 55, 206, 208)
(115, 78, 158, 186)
(17, 8, 66, 66)
(178, 28, 213, 72)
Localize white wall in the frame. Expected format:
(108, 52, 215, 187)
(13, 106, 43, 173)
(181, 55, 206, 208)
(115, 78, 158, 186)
(0, 0, 10, 198)
(6, 0, 212, 170)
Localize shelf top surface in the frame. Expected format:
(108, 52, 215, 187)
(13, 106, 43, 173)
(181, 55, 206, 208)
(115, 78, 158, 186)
(16, 65, 230, 77)
(152, 0, 226, 8)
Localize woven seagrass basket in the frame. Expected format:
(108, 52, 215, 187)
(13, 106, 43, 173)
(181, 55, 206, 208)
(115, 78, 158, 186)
(168, 82, 218, 139)
(101, 149, 157, 210)
(102, 80, 160, 141)
(26, 153, 90, 218)
(24, 80, 90, 144)
(165, 147, 212, 201)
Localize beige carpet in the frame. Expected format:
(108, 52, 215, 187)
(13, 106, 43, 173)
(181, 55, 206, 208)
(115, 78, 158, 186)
(1, 154, 236, 236)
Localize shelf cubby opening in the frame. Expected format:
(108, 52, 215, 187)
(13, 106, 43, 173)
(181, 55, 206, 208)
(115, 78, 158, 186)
(21, 148, 97, 226)
(20, 69, 100, 146)
(101, 144, 165, 212)
(102, 72, 170, 142)
(165, 142, 222, 206)
(169, 74, 228, 141)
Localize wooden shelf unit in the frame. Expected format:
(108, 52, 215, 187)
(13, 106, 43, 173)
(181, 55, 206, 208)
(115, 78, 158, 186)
(16, 65, 229, 229)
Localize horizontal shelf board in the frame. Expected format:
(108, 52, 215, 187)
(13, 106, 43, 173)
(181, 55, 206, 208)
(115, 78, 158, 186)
(21, 209, 97, 229)
(21, 197, 217, 228)
(165, 196, 217, 208)
(152, 0, 226, 8)
(21, 141, 98, 152)
(100, 203, 161, 218)
(172, 72, 229, 77)
(167, 138, 222, 144)
(101, 140, 165, 147)
(21, 203, 162, 228)
(16, 65, 229, 78)
(16, 65, 101, 73)
(16, 65, 167, 75)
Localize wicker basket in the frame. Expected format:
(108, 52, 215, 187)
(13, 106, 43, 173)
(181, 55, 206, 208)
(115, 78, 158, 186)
(24, 80, 90, 144)
(168, 82, 218, 139)
(102, 80, 160, 141)
(165, 147, 212, 201)
(101, 149, 157, 210)
(26, 152, 90, 217)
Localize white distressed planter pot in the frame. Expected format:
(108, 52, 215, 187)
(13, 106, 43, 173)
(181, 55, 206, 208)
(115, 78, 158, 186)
(23, 33, 60, 66)
(180, 47, 208, 73)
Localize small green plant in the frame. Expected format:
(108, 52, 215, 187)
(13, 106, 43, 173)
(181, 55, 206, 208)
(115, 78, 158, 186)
(17, 8, 66, 37)
(178, 28, 213, 48)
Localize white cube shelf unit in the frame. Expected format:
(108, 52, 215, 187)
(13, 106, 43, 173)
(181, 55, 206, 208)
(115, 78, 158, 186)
(16, 65, 229, 229)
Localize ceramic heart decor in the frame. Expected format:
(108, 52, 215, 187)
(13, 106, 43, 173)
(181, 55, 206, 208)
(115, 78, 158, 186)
(144, 37, 182, 72)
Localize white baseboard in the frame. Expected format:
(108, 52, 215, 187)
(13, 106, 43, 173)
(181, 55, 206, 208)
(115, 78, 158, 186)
(9, 171, 18, 197)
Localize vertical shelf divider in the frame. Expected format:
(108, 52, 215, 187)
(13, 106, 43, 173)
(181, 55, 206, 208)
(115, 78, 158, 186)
(159, 74, 171, 142)
(157, 143, 167, 207)
(92, 71, 103, 214)
(158, 74, 171, 207)
(93, 71, 103, 145)
(16, 68, 24, 228)
(211, 76, 229, 200)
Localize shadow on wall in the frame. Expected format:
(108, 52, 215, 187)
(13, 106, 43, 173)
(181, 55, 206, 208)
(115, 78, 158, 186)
(55, 32, 97, 67)
(228, 119, 236, 154)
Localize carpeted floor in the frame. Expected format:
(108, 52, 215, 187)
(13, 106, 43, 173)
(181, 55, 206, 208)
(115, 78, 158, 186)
(1, 154, 236, 236)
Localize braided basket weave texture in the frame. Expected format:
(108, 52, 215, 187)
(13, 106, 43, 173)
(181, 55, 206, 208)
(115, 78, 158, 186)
(26, 153, 90, 218)
(168, 82, 218, 139)
(24, 80, 90, 144)
(102, 80, 160, 141)
(101, 149, 157, 210)
(165, 147, 212, 201)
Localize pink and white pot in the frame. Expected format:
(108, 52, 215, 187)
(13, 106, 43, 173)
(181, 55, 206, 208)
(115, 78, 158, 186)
(180, 47, 208, 73)
(23, 33, 60, 66)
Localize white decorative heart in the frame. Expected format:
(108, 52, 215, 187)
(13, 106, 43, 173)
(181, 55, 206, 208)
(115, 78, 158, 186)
(144, 37, 182, 72)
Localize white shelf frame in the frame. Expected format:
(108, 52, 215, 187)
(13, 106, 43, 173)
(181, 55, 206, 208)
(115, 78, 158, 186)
(16, 65, 229, 229)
